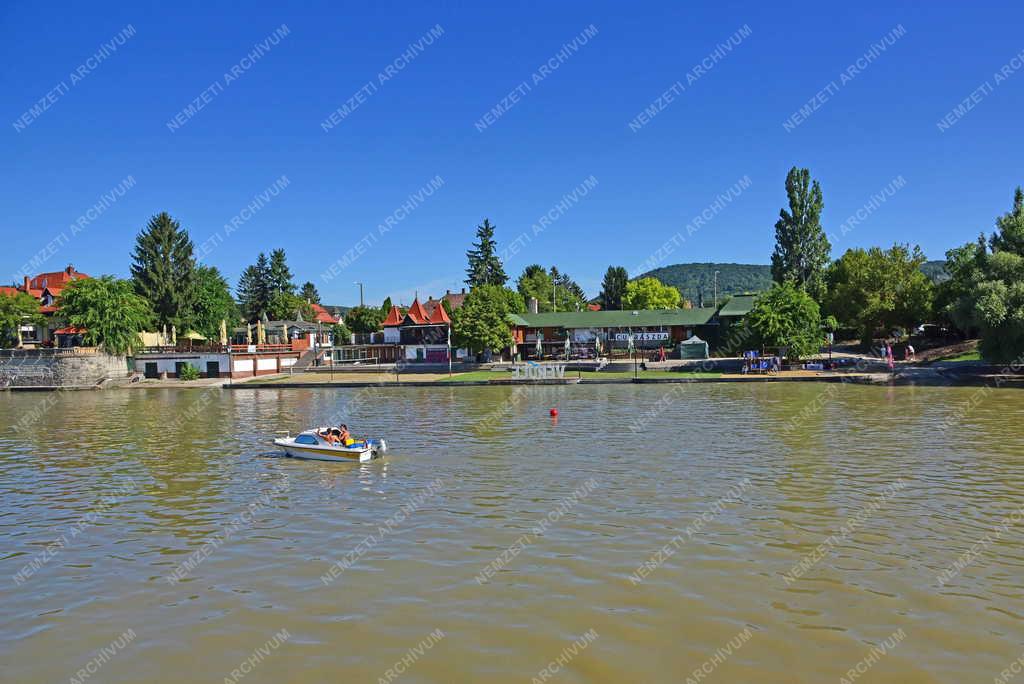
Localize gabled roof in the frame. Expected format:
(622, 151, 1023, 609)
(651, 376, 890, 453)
(28, 266, 89, 290)
(310, 303, 338, 324)
(443, 290, 467, 310)
(405, 298, 429, 325)
(382, 305, 404, 327)
(54, 326, 87, 335)
(0, 286, 20, 297)
(510, 308, 718, 328)
(427, 301, 451, 324)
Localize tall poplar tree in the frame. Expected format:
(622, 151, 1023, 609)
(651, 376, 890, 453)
(770, 167, 831, 302)
(465, 218, 508, 288)
(130, 212, 197, 329)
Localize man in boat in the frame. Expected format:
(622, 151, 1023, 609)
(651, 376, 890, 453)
(337, 425, 367, 449)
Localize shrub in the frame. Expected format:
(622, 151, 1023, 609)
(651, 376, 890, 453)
(178, 364, 200, 381)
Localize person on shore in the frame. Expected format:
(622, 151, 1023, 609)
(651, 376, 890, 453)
(886, 344, 895, 371)
(907, 344, 916, 361)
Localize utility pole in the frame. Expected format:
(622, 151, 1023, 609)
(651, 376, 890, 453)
(354, 282, 364, 308)
(713, 271, 720, 309)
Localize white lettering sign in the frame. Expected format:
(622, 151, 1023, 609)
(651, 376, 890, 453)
(614, 332, 669, 342)
(512, 364, 566, 379)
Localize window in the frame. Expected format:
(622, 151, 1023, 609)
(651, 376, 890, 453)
(295, 434, 318, 445)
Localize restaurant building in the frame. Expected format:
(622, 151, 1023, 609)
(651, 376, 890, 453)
(508, 308, 721, 359)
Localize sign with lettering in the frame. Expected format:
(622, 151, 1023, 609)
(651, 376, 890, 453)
(512, 364, 566, 379)
(614, 332, 668, 342)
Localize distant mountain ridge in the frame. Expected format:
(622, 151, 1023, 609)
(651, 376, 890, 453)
(639, 260, 951, 303)
(636, 263, 773, 304)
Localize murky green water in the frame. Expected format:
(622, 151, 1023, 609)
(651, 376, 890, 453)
(1, 383, 1023, 683)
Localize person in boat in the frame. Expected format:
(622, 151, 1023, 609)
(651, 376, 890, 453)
(337, 425, 367, 449)
(320, 428, 339, 445)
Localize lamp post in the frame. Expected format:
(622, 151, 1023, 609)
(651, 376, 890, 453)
(354, 282, 364, 308)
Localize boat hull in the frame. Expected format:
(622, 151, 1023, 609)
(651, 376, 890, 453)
(273, 436, 386, 463)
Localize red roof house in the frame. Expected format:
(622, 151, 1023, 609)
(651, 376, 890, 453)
(310, 303, 338, 324)
(382, 305, 404, 327)
(403, 298, 430, 325)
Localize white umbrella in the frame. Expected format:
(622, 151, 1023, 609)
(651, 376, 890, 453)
(535, 335, 543, 359)
(564, 335, 571, 360)
(245, 323, 252, 345)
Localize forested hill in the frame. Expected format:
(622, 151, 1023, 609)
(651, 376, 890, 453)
(639, 259, 951, 302)
(637, 263, 773, 302)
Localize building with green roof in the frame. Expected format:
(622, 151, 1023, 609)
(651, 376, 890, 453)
(509, 307, 721, 359)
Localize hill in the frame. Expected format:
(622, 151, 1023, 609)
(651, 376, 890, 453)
(637, 263, 773, 304)
(920, 260, 949, 283)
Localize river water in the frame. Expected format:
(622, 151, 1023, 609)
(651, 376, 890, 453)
(1, 383, 1023, 683)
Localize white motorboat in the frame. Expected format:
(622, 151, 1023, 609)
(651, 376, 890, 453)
(273, 428, 387, 463)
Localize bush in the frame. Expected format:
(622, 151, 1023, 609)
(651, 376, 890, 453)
(178, 364, 200, 381)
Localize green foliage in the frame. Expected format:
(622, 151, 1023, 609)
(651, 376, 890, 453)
(380, 297, 393, 315)
(0, 291, 44, 347)
(238, 250, 297, 321)
(944, 188, 1024, 363)
(345, 305, 385, 333)
(178, 364, 200, 381)
(465, 218, 508, 287)
(58, 276, 152, 355)
(268, 291, 314, 321)
(331, 322, 351, 345)
(824, 244, 934, 344)
(191, 266, 238, 339)
(268, 248, 295, 295)
(599, 266, 629, 310)
(771, 167, 831, 301)
(622, 277, 681, 310)
(452, 284, 518, 354)
(636, 263, 774, 304)
(516, 264, 585, 312)
(130, 212, 197, 329)
(742, 281, 823, 359)
(236, 253, 272, 321)
(300, 281, 320, 304)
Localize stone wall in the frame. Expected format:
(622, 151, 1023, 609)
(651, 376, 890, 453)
(0, 350, 129, 388)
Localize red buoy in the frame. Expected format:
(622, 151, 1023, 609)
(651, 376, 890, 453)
(550, 408, 559, 417)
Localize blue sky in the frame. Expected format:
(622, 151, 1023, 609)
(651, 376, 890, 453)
(3, 1, 1023, 305)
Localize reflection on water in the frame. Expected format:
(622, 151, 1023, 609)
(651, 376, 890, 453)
(1, 384, 1023, 683)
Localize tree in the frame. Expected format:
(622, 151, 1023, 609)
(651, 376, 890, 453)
(946, 187, 1024, 362)
(331, 322, 351, 345)
(452, 284, 518, 355)
(58, 276, 152, 355)
(268, 291, 314, 321)
(742, 281, 823, 359)
(345, 305, 385, 334)
(824, 245, 934, 344)
(130, 212, 197, 329)
(300, 281, 320, 304)
(599, 266, 629, 310)
(237, 253, 272, 321)
(622, 277, 681, 309)
(465, 218, 508, 287)
(380, 296, 393, 315)
(191, 266, 238, 339)
(771, 167, 831, 301)
(268, 248, 295, 296)
(0, 291, 44, 347)
(516, 265, 586, 312)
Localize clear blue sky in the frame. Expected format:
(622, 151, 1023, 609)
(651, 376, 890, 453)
(3, 1, 1023, 305)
